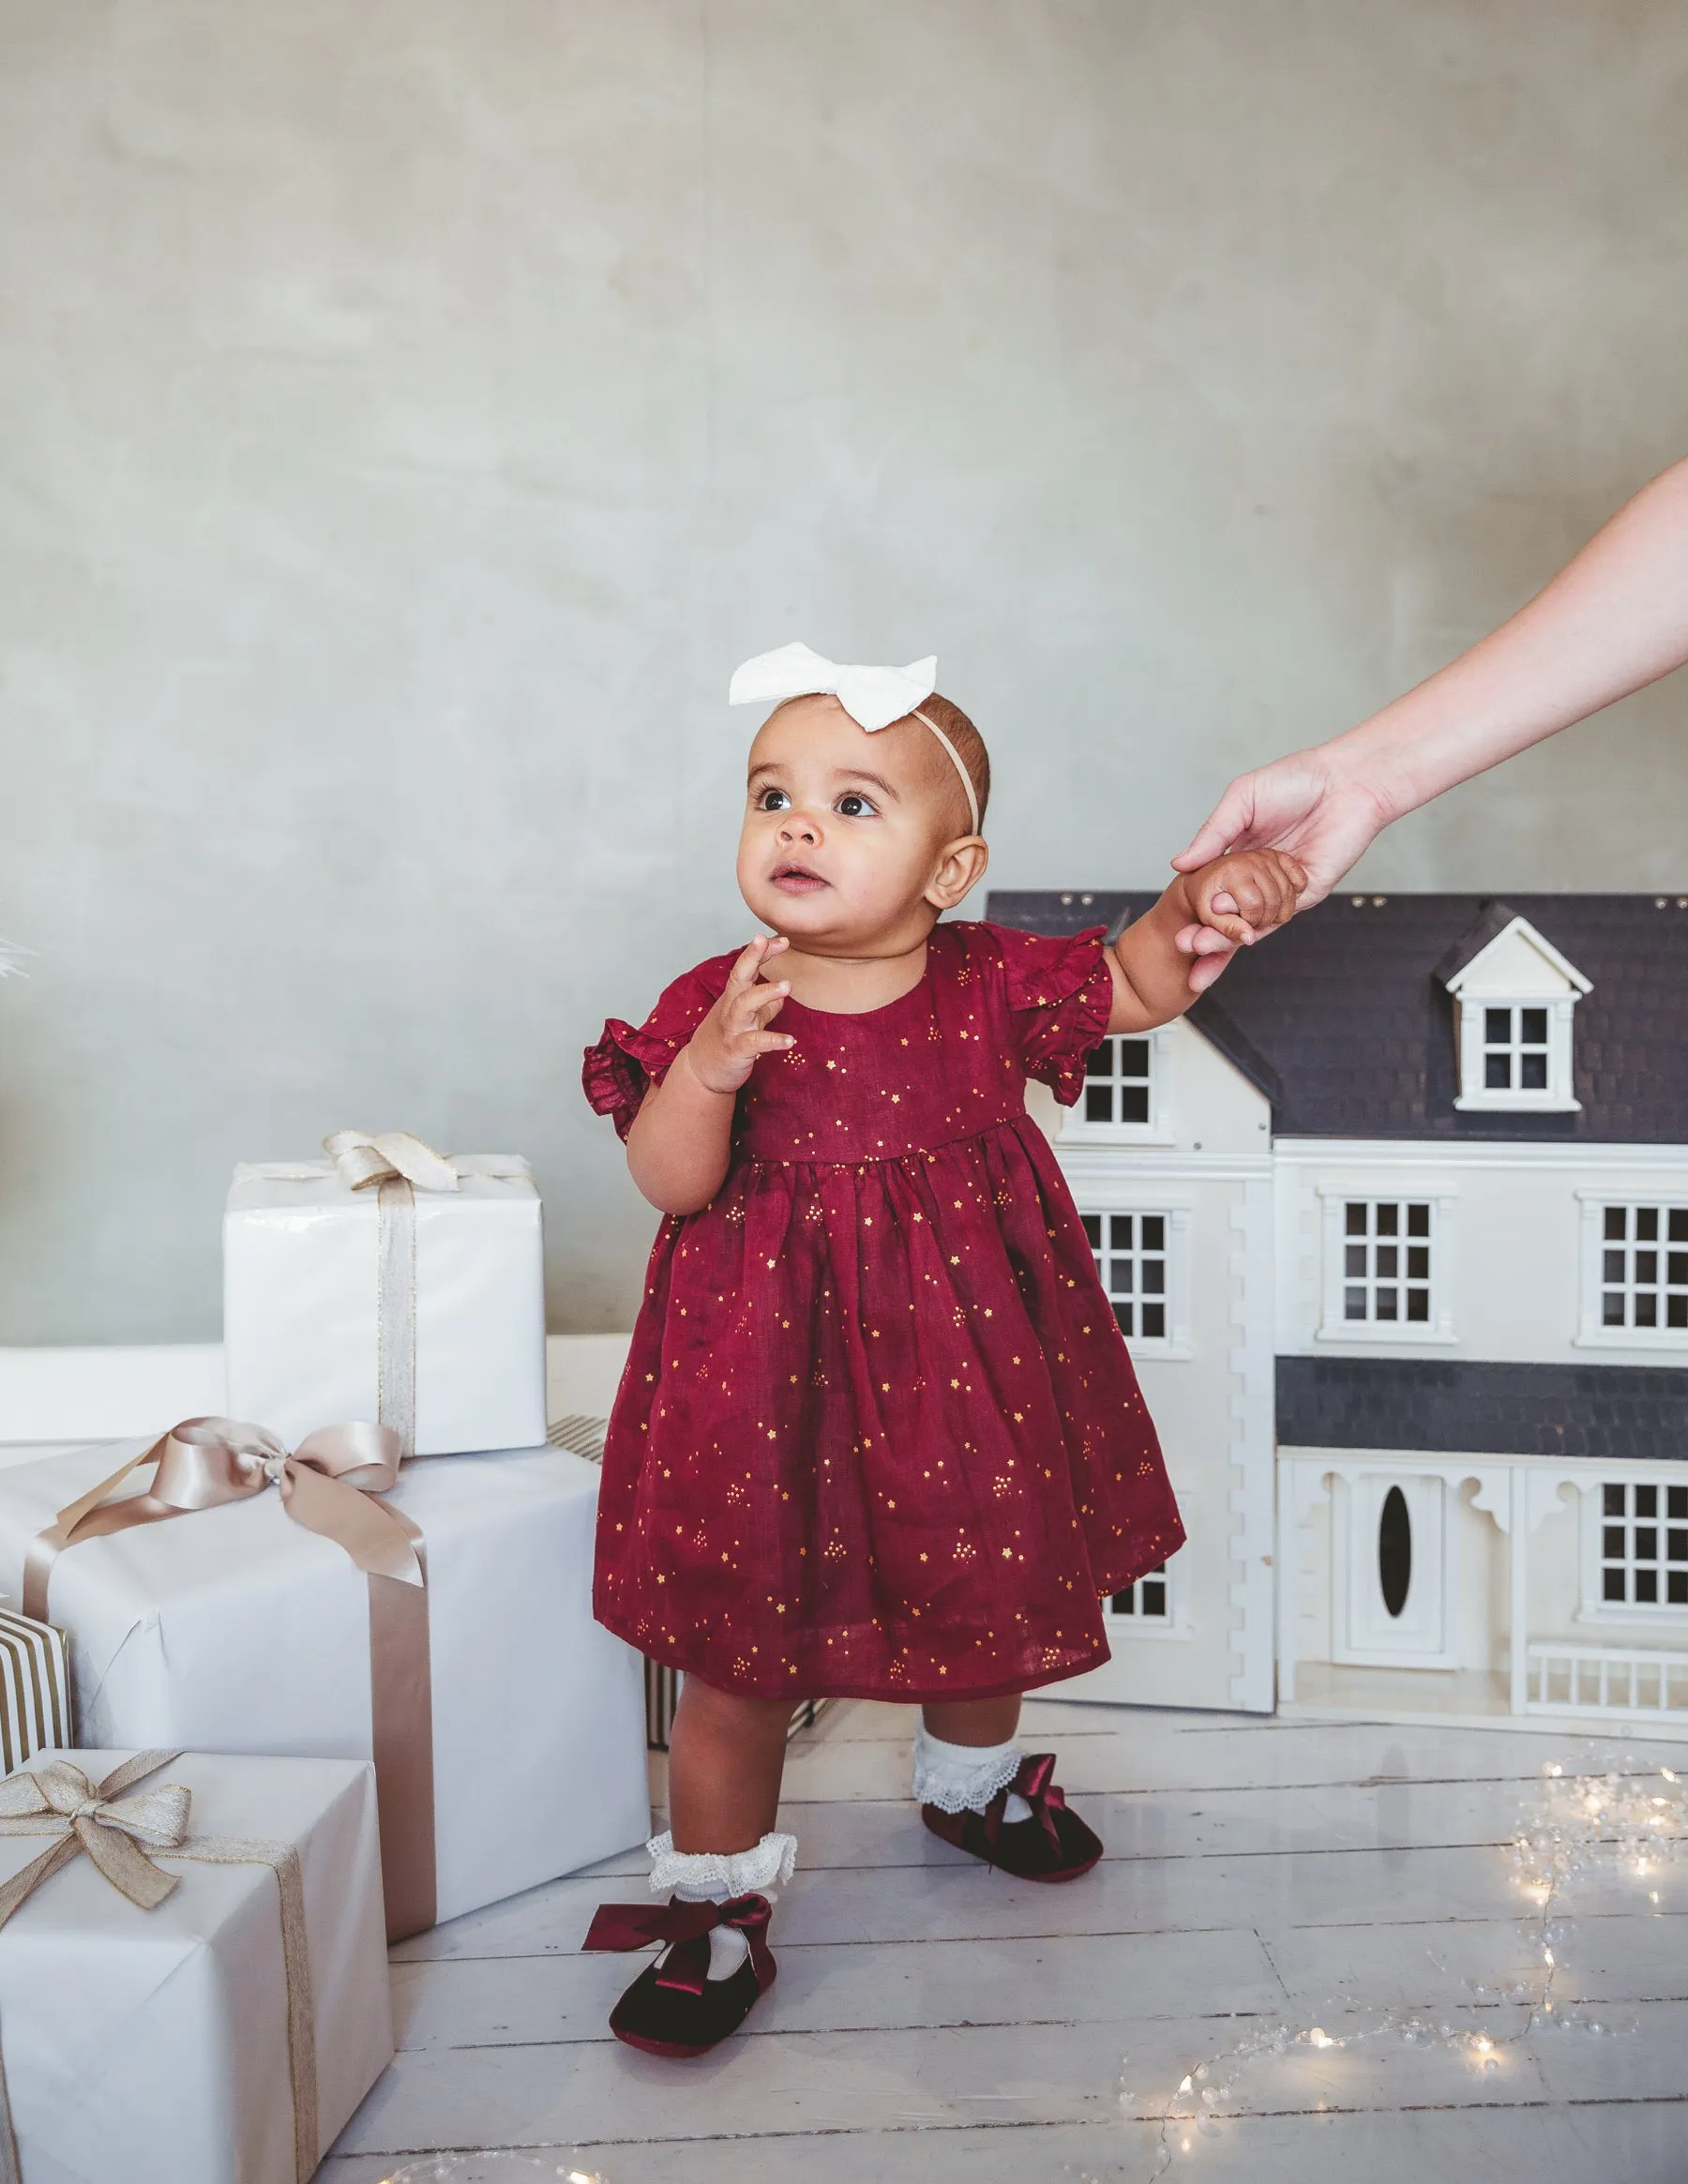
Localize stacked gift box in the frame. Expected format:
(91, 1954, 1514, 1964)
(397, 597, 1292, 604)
(0, 1132, 650, 2184)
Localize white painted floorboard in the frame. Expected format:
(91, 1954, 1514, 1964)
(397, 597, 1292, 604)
(323, 1697, 1688, 2184)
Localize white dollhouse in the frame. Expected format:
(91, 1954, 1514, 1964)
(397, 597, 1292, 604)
(990, 888, 1688, 1738)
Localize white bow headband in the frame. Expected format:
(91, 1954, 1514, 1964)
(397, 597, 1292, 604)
(729, 641, 981, 835)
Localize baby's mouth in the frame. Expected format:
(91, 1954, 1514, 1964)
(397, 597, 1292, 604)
(771, 862, 828, 895)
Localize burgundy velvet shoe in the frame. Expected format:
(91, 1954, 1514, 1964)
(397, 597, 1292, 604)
(583, 1893, 776, 2057)
(921, 1753, 1103, 1882)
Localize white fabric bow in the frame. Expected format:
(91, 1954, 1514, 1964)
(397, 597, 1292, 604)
(728, 641, 979, 832)
(729, 642, 938, 734)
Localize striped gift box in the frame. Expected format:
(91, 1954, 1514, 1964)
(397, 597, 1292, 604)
(0, 1605, 72, 1773)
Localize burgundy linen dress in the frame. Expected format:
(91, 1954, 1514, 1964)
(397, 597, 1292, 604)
(583, 920, 1184, 1702)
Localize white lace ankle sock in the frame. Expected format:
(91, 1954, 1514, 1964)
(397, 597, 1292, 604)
(647, 1829, 796, 1981)
(912, 1724, 1033, 1825)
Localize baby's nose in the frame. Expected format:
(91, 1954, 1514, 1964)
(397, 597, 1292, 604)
(778, 810, 821, 842)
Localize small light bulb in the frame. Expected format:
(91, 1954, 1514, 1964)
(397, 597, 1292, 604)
(1178, 2075, 1193, 2094)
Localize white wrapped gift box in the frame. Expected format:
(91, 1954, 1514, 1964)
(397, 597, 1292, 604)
(224, 1144, 547, 1456)
(0, 1748, 392, 2184)
(0, 1442, 649, 1936)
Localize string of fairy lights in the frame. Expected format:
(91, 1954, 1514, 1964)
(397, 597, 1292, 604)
(1112, 1755, 1685, 2173)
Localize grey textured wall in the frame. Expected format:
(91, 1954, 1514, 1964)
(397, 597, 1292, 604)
(3, 1, 1687, 1344)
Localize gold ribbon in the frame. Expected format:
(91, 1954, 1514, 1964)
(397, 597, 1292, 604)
(21, 1419, 437, 1943)
(0, 1750, 320, 2184)
(259, 1134, 465, 1460)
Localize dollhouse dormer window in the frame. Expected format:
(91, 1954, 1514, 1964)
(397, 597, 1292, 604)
(1434, 904, 1589, 1113)
(1059, 1028, 1173, 1143)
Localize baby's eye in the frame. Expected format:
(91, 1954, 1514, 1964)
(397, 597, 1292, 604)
(836, 791, 878, 818)
(757, 788, 791, 812)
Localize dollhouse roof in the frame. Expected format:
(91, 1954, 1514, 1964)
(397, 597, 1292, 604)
(985, 891, 1688, 1142)
(1276, 1355, 1688, 1461)
(1431, 901, 1592, 996)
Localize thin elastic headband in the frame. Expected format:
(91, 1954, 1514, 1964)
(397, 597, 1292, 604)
(912, 709, 981, 836)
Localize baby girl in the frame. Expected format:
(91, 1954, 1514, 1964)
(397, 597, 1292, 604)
(581, 644, 1304, 2056)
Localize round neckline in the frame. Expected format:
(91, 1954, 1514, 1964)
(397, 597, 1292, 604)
(776, 929, 946, 1021)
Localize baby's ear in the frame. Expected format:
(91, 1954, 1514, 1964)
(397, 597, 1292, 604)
(927, 834, 988, 909)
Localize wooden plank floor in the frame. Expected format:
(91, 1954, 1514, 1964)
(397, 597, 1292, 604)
(323, 1696, 1688, 2183)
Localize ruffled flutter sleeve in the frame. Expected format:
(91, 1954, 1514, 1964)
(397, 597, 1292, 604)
(582, 959, 729, 1141)
(993, 923, 1116, 1106)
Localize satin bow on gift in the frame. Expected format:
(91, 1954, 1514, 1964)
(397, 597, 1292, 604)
(0, 1750, 324, 2184)
(22, 1417, 420, 1625)
(322, 1129, 463, 1194)
(983, 1753, 1070, 1857)
(0, 1749, 189, 1930)
(582, 1895, 775, 1997)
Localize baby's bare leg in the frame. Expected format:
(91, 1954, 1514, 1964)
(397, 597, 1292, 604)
(921, 1692, 1022, 1746)
(668, 1675, 793, 1853)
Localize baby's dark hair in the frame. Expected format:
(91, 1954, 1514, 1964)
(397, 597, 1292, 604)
(919, 692, 990, 831)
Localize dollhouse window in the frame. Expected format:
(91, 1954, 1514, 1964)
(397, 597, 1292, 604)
(1598, 1481, 1688, 1609)
(1576, 1198, 1688, 1347)
(1341, 1199, 1433, 1324)
(1437, 909, 1589, 1113)
(1077, 1203, 1191, 1355)
(1110, 1562, 1169, 1619)
(1318, 1192, 1455, 1342)
(1601, 1205, 1688, 1332)
(1480, 1005, 1551, 1091)
(1103, 1548, 1192, 1636)
(1083, 1211, 1166, 1339)
(1059, 1029, 1173, 1142)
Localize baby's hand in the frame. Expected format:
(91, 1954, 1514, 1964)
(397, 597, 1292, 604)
(685, 935, 796, 1093)
(1185, 849, 1307, 946)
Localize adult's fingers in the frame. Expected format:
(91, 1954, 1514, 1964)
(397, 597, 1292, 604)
(1186, 947, 1234, 993)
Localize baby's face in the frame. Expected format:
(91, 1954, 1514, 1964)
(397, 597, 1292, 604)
(737, 696, 972, 951)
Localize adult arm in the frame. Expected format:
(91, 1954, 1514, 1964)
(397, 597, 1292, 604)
(1171, 453, 1688, 979)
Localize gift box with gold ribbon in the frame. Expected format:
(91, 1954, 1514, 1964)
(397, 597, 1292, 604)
(0, 1746, 392, 2184)
(0, 1429, 649, 1943)
(224, 1131, 547, 1457)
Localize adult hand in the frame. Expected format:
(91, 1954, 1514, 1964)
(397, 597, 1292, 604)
(1166, 755, 1393, 987)
(1172, 751, 1395, 907)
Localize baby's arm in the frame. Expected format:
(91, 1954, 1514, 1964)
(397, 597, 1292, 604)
(1106, 851, 1305, 1032)
(625, 936, 794, 1212)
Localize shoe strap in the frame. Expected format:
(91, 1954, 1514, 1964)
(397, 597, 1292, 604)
(582, 1892, 775, 1997)
(983, 1753, 1067, 1855)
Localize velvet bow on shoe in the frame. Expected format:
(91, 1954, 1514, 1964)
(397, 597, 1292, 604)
(921, 1752, 1103, 1882)
(583, 1893, 777, 2056)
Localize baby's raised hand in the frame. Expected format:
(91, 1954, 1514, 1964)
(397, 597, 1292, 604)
(1186, 849, 1308, 946)
(685, 934, 796, 1093)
